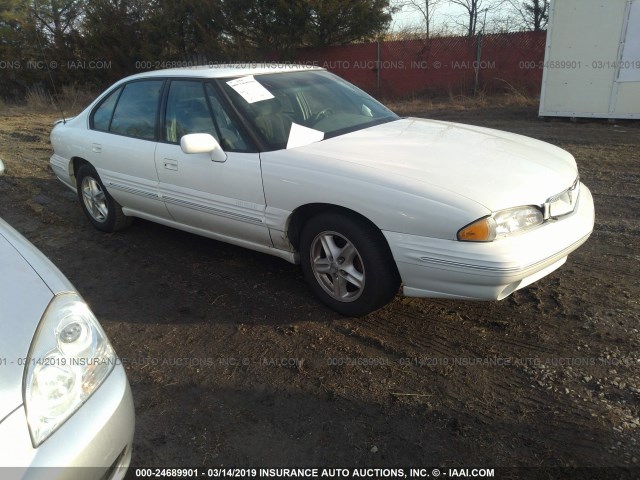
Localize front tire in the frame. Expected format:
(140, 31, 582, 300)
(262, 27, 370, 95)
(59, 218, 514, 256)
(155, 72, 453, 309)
(300, 212, 400, 316)
(76, 164, 132, 232)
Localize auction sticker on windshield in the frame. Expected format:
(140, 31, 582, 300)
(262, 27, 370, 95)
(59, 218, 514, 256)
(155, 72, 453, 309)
(226, 75, 275, 103)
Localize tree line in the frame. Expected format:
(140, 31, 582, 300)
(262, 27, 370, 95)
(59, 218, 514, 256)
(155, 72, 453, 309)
(0, 0, 547, 99)
(0, 0, 393, 96)
(392, 0, 548, 39)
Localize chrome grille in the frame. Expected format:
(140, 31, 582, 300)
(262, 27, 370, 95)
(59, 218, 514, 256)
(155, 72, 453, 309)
(544, 176, 580, 219)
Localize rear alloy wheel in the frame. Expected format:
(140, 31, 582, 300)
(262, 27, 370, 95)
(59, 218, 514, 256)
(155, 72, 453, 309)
(76, 164, 132, 232)
(300, 212, 400, 316)
(81, 175, 108, 223)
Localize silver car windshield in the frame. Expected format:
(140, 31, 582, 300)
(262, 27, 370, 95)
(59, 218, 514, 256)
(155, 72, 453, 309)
(217, 70, 399, 151)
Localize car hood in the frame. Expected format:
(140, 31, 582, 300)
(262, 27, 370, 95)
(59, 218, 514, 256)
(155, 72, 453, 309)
(302, 118, 579, 211)
(0, 219, 72, 422)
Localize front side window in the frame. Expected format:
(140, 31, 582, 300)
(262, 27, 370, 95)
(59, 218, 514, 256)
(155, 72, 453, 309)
(109, 80, 164, 140)
(165, 80, 218, 144)
(163, 80, 251, 152)
(204, 83, 250, 151)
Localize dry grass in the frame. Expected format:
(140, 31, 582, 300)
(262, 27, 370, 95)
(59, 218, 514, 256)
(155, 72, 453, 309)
(25, 86, 54, 112)
(6, 85, 97, 117)
(386, 88, 538, 116)
(56, 84, 97, 114)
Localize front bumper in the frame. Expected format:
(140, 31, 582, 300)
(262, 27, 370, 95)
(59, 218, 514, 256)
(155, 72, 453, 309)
(384, 183, 595, 300)
(0, 364, 134, 480)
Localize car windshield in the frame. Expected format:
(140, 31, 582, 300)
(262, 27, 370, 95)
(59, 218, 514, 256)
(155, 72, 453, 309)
(217, 70, 399, 151)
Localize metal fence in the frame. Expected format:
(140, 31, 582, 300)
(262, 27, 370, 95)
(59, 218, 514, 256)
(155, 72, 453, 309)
(278, 31, 547, 99)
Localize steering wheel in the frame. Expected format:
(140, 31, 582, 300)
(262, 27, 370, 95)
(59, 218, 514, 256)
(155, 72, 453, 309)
(311, 108, 335, 126)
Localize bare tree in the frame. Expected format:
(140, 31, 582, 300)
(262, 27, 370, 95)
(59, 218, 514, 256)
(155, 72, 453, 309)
(448, 0, 505, 37)
(395, 0, 444, 38)
(485, 10, 520, 33)
(507, 0, 549, 31)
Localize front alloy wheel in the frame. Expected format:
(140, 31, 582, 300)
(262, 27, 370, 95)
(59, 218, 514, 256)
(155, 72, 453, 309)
(310, 231, 365, 302)
(300, 212, 400, 316)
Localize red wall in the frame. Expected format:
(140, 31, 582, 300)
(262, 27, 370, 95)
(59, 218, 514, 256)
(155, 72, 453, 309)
(278, 31, 547, 98)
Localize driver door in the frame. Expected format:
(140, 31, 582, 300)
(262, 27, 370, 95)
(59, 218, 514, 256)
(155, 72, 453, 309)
(154, 79, 271, 246)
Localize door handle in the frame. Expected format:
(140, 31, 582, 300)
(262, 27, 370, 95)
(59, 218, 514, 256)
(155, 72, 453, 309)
(91, 143, 102, 153)
(164, 159, 178, 171)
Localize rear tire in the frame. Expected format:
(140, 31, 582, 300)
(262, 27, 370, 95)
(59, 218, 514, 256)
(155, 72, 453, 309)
(300, 212, 400, 316)
(76, 164, 132, 232)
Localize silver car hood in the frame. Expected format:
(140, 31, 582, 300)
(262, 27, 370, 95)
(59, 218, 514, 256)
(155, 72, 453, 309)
(302, 118, 578, 211)
(0, 218, 72, 422)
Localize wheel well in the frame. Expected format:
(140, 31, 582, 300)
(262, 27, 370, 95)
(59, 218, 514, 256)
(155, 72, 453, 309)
(289, 203, 392, 250)
(71, 157, 89, 183)
(288, 203, 401, 285)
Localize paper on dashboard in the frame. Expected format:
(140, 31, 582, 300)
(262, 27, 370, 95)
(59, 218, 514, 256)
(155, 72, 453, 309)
(286, 123, 325, 149)
(226, 76, 275, 103)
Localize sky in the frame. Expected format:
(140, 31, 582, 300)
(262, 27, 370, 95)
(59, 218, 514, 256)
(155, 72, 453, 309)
(390, 2, 463, 32)
(390, 1, 505, 34)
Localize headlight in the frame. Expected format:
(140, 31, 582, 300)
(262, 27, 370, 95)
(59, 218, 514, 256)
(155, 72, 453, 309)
(24, 293, 116, 447)
(458, 206, 544, 242)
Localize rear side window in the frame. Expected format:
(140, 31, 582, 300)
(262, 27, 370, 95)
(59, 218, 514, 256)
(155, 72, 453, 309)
(91, 87, 121, 131)
(109, 80, 164, 140)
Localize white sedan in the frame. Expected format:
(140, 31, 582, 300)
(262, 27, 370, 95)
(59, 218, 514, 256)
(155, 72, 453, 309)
(0, 158, 134, 478)
(50, 65, 595, 316)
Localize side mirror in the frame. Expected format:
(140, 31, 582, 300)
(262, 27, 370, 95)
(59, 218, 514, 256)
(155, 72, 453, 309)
(180, 133, 227, 163)
(0, 159, 4, 176)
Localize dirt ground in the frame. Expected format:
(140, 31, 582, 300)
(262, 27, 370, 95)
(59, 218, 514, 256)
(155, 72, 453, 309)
(0, 102, 639, 478)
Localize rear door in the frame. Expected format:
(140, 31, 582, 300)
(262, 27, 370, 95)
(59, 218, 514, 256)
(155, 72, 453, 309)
(87, 79, 169, 219)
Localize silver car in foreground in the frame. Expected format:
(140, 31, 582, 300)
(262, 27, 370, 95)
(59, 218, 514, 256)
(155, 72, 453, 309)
(0, 161, 134, 479)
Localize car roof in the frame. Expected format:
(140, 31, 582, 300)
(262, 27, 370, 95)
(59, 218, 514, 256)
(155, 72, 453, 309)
(124, 64, 326, 82)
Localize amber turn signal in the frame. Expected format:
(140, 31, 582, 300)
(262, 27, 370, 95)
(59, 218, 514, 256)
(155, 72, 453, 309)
(457, 217, 496, 242)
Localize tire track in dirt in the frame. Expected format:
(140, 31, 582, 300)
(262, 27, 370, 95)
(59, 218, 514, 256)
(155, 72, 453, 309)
(328, 288, 628, 462)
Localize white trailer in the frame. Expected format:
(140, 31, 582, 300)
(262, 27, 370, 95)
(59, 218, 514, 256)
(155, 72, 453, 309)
(539, 0, 640, 119)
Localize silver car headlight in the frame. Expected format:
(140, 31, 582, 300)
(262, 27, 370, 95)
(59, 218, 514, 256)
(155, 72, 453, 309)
(23, 293, 116, 447)
(458, 206, 544, 242)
